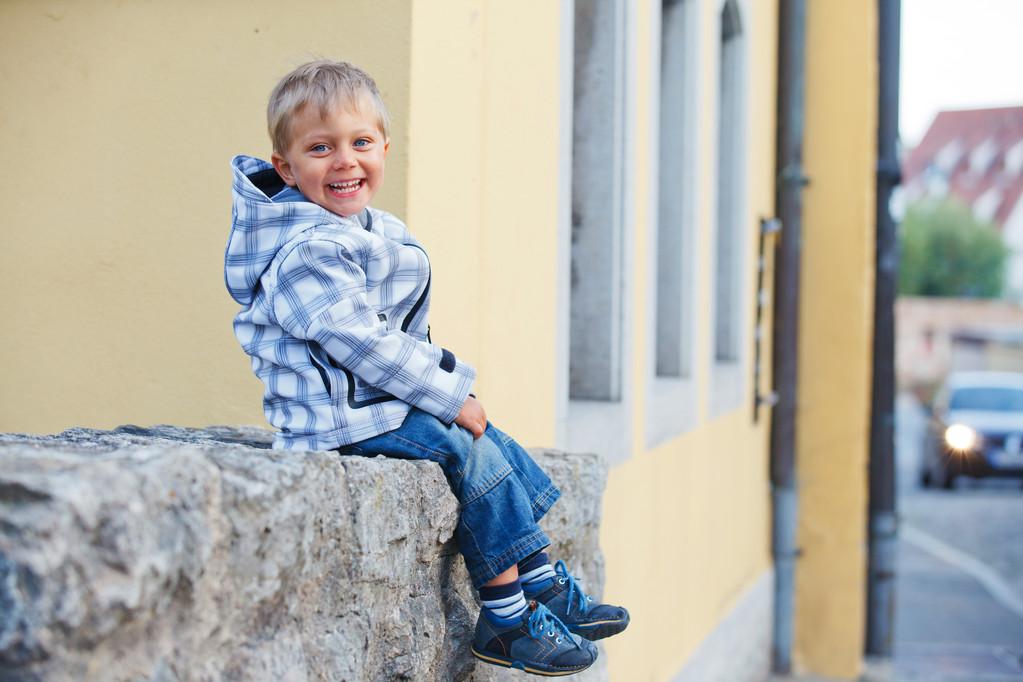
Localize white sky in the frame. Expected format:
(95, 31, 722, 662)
(901, 0, 1023, 146)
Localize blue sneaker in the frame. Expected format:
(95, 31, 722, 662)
(471, 600, 598, 676)
(523, 560, 630, 641)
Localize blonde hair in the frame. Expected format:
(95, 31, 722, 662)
(267, 60, 390, 153)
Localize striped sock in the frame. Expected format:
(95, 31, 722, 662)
(518, 551, 557, 593)
(479, 580, 528, 624)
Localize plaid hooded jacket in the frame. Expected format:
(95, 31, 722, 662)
(224, 155, 476, 450)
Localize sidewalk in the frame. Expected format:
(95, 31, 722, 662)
(894, 534, 1023, 681)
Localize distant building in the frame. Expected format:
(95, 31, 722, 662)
(897, 297, 1023, 392)
(902, 106, 1023, 298)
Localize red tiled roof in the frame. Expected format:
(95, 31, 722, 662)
(902, 106, 1023, 226)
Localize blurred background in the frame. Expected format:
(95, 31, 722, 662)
(1, 0, 1021, 680)
(889, 1, 1023, 680)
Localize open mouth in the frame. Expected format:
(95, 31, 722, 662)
(328, 179, 363, 196)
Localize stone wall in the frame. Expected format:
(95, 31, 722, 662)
(0, 426, 609, 682)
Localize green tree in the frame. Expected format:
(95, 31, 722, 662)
(898, 199, 1009, 298)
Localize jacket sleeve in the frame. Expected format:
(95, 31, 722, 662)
(271, 238, 476, 424)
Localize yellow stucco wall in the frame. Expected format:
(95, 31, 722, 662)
(405, 0, 564, 447)
(794, 0, 878, 677)
(0, 0, 413, 433)
(1, 0, 878, 679)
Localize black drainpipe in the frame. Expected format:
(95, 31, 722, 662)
(866, 0, 902, 658)
(770, 0, 808, 673)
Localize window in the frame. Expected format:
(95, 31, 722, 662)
(564, 0, 632, 462)
(711, 0, 749, 415)
(569, 0, 627, 402)
(972, 187, 1002, 223)
(714, 0, 744, 364)
(934, 139, 964, 174)
(648, 0, 700, 446)
(1005, 140, 1023, 175)
(656, 0, 696, 380)
(969, 137, 998, 176)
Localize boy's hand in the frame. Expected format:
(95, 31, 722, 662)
(455, 395, 487, 439)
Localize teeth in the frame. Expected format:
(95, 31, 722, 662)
(330, 180, 361, 191)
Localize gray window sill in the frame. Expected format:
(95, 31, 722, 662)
(646, 375, 698, 448)
(710, 360, 746, 418)
(565, 399, 630, 466)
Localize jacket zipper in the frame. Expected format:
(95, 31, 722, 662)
(307, 345, 334, 398)
(329, 242, 432, 409)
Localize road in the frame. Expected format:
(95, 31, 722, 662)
(893, 392, 1023, 681)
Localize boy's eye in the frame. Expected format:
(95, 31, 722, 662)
(310, 144, 329, 153)
(353, 138, 371, 148)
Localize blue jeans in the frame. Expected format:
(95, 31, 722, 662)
(337, 408, 561, 587)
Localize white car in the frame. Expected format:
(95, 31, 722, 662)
(920, 371, 1023, 489)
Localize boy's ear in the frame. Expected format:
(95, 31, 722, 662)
(384, 139, 390, 156)
(271, 152, 297, 187)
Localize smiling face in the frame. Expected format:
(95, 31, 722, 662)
(271, 95, 389, 217)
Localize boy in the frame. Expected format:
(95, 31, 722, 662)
(224, 60, 628, 676)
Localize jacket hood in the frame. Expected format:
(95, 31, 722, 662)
(224, 155, 339, 305)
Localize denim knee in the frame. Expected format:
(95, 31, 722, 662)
(459, 432, 515, 505)
(482, 423, 560, 520)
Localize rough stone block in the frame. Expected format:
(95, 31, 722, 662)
(0, 426, 608, 682)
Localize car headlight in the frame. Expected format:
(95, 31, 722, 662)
(944, 424, 979, 451)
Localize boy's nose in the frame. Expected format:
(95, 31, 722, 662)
(333, 151, 356, 169)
